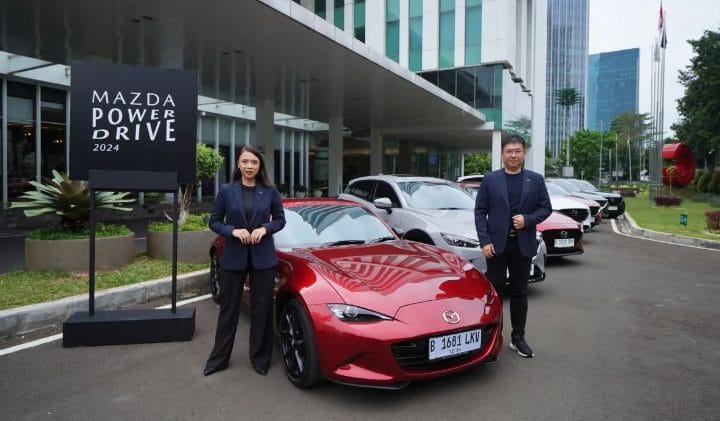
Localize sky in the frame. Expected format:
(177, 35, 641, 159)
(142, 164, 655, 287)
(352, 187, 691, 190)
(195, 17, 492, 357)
(588, 0, 720, 137)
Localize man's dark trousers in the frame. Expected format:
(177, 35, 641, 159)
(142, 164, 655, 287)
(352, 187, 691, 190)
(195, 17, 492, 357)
(485, 235, 531, 337)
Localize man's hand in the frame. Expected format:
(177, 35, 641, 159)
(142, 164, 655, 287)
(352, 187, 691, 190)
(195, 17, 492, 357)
(512, 214, 525, 230)
(482, 244, 495, 258)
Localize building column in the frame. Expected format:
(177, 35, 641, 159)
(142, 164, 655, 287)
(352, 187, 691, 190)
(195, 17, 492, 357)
(397, 140, 412, 174)
(2, 78, 7, 208)
(492, 130, 502, 170)
(370, 128, 383, 175)
(328, 116, 343, 197)
(255, 98, 275, 183)
(280, 129, 286, 185)
(229, 120, 236, 179)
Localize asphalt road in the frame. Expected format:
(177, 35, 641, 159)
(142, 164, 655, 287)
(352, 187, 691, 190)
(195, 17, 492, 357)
(1, 223, 719, 420)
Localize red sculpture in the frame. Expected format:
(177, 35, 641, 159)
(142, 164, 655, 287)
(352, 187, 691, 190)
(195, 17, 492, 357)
(662, 143, 695, 187)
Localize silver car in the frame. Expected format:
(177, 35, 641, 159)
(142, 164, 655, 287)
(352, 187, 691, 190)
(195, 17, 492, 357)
(339, 175, 547, 283)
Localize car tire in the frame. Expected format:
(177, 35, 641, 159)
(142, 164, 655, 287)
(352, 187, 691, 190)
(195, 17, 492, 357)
(209, 250, 221, 304)
(279, 298, 322, 388)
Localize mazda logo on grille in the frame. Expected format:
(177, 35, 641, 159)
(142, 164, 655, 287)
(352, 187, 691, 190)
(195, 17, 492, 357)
(442, 310, 460, 324)
(560, 230, 568, 239)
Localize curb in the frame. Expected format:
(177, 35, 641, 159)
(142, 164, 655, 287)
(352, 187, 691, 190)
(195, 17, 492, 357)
(617, 212, 720, 251)
(0, 269, 210, 338)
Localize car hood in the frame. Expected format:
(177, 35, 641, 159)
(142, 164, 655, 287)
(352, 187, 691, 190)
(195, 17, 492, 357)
(550, 196, 590, 211)
(406, 208, 478, 239)
(295, 240, 490, 317)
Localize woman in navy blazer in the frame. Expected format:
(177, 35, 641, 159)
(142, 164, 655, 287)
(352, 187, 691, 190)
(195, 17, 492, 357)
(204, 145, 286, 377)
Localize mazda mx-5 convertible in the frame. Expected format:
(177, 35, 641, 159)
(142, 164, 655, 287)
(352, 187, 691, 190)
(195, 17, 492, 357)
(209, 198, 503, 389)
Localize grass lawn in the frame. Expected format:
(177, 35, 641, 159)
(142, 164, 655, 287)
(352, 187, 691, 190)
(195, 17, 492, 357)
(624, 188, 720, 241)
(0, 255, 207, 310)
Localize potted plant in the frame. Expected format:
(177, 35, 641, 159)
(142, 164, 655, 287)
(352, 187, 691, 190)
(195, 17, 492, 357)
(295, 184, 308, 198)
(278, 183, 289, 198)
(10, 170, 136, 271)
(146, 143, 223, 262)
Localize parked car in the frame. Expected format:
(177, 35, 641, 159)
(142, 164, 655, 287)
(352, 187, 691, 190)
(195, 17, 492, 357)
(209, 198, 503, 389)
(548, 178, 625, 218)
(548, 195, 592, 233)
(536, 211, 584, 257)
(545, 182, 602, 228)
(456, 173, 485, 183)
(456, 181, 481, 199)
(339, 175, 547, 283)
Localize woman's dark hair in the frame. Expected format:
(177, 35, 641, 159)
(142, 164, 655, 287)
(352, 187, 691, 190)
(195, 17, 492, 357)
(232, 145, 273, 187)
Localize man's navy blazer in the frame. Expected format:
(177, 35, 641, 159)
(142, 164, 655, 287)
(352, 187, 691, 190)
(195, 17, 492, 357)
(209, 181, 286, 271)
(474, 168, 552, 257)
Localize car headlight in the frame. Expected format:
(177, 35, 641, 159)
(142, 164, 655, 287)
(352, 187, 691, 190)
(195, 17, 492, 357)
(441, 233, 480, 248)
(327, 304, 393, 322)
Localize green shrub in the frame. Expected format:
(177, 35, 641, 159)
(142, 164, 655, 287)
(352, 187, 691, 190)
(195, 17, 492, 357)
(148, 213, 209, 232)
(692, 192, 720, 207)
(28, 223, 131, 240)
(691, 169, 706, 190)
(696, 171, 712, 193)
(708, 171, 720, 194)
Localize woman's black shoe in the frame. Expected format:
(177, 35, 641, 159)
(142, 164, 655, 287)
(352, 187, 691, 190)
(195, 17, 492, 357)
(252, 364, 268, 375)
(203, 363, 228, 376)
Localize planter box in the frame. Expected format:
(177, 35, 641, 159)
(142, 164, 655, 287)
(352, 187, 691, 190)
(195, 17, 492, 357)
(147, 229, 216, 262)
(25, 233, 135, 272)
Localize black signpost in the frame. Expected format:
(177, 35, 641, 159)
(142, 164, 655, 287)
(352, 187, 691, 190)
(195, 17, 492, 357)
(63, 61, 198, 347)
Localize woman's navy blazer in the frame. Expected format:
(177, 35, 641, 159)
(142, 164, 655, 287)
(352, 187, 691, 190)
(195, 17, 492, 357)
(474, 169, 552, 258)
(209, 181, 286, 271)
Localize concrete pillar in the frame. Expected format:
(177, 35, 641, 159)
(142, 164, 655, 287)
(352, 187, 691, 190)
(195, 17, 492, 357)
(255, 98, 275, 183)
(370, 128, 383, 175)
(492, 130, 502, 170)
(280, 129, 286, 185)
(397, 140, 413, 174)
(328, 116, 344, 197)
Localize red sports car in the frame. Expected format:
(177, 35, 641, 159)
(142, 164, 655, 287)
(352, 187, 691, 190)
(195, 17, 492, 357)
(209, 198, 503, 389)
(536, 211, 584, 257)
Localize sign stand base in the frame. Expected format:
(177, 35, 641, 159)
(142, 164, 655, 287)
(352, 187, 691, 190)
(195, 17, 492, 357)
(62, 308, 195, 347)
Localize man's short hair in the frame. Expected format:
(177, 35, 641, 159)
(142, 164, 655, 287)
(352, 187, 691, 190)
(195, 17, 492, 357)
(502, 134, 527, 150)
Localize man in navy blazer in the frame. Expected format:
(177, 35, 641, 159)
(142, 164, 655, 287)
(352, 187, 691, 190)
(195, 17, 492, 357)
(475, 134, 551, 358)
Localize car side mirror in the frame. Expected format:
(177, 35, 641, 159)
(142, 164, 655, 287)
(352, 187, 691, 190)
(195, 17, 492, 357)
(374, 197, 393, 213)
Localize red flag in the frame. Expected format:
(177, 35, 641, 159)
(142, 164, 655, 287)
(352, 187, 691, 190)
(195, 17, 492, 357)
(659, 4, 667, 48)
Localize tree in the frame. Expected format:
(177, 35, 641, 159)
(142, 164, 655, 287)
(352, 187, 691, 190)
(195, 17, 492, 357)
(505, 115, 532, 145)
(566, 130, 601, 181)
(463, 153, 491, 175)
(609, 112, 653, 181)
(177, 143, 224, 226)
(554, 88, 582, 169)
(672, 27, 720, 170)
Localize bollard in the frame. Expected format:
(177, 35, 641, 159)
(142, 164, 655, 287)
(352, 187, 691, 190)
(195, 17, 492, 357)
(680, 211, 688, 226)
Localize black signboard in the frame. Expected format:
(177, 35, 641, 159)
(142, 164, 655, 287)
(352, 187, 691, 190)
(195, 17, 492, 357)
(70, 61, 198, 189)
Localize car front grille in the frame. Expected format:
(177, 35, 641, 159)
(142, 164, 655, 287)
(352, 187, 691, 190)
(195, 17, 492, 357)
(558, 208, 588, 223)
(542, 229, 583, 254)
(608, 197, 622, 206)
(391, 326, 496, 371)
(589, 205, 599, 216)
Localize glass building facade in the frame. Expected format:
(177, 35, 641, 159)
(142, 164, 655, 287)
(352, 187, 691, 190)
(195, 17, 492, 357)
(545, 0, 589, 158)
(587, 48, 639, 131)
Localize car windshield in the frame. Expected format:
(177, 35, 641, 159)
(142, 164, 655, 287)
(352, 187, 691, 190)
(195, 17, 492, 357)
(274, 204, 395, 249)
(551, 179, 582, 193)
(546, 182, 571, 196)
(398, 181, 476, 209)
(572, 179, 598, 191)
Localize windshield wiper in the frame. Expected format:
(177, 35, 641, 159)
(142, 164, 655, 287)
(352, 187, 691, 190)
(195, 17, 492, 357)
(368, 236, 396, 243)
(323, 239, 366, 246)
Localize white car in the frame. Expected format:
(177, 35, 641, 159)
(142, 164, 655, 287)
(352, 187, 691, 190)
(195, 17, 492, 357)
(549, 195, 592, 232)
(339, 175, 547, 283)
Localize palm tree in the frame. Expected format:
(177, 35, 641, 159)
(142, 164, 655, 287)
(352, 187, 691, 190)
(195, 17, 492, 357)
(554, 88, 582, 170)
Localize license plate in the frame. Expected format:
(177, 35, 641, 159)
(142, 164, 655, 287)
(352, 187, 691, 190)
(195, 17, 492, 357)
(554, 238, 575, 248)
(428, 329, 482, 360)
(608, 206, 618, 211)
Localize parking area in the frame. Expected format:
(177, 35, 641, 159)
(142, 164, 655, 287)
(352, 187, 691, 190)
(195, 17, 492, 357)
(1, 222, 719, 420)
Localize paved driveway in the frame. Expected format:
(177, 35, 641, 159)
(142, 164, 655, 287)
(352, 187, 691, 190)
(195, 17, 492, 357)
(1, 224, 719, 420)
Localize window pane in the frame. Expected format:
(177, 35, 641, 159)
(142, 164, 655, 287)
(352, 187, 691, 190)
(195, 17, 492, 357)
(386, 0, 400, 21)
(386, 21, 400, 62)
(334, 0, 344, 30)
